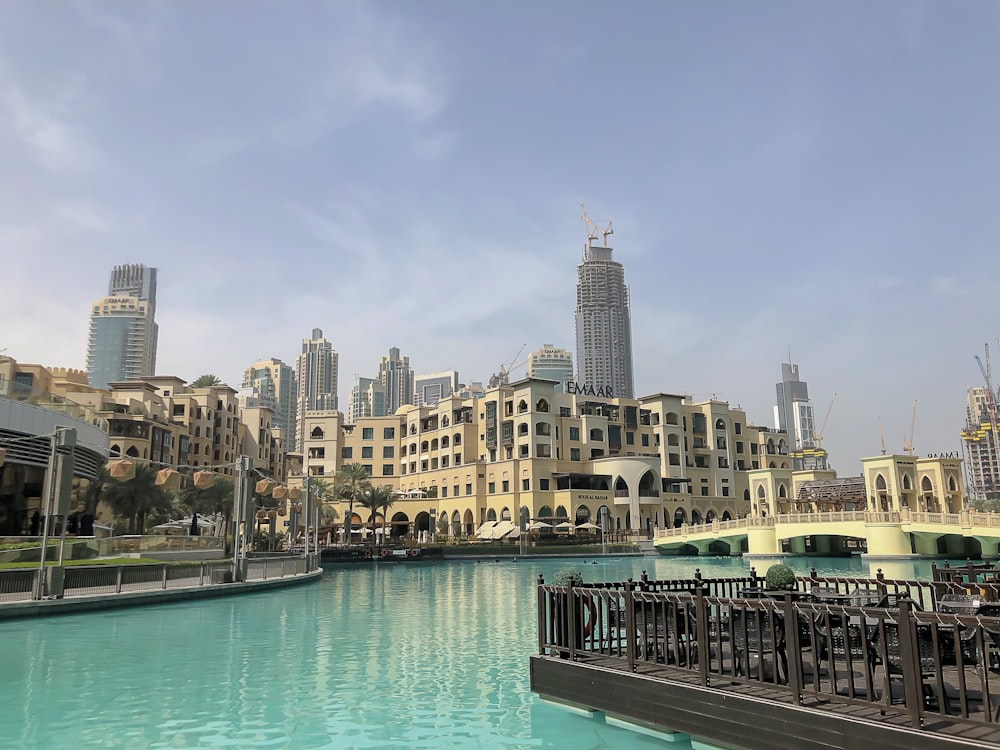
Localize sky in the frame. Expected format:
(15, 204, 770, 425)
(2, 1, 999, 477)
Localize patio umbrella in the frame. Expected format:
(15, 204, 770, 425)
(554, 521, 575, 530)
(576, 522, 600, 530)
(527, 521, 552, 530)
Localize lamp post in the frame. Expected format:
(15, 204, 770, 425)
(231, 456, 253, 582)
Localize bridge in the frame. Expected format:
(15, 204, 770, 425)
(653, 509, 1000, 558)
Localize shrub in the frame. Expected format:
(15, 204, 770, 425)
(764, 563, 797, 590)
(551, 568, 584, 586)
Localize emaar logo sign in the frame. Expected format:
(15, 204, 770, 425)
(567, 382, 614, 398)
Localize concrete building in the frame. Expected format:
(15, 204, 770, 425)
(574, 222, 634, 399)
(527, 344, 574, 392)
(961, 386, 1000, 501)
(347, 376, 387, 422)
(378, 347, 413, 415)
(295, 329, 339, 453)
(414, 370, 460, 407)
(241, 358, 297, 440)
(86, 264, 159, 390)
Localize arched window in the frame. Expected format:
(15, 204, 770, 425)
(500, 507, 512, 521)
(875, 474, 887, 490)
(126, 446, 139, 458)
(409, 443, 416, 455)
(554, 505, 568, 519)
(536, 399, 549, 412)
(538, 505, 553, 519)
(518, 400, 528, 413)
(665, 412, 680, 425)
(518, 423, 528, 436)
(590, 428, 604, 441)
(705, 510, 717, 522)
(756, 485, 766, 499)
(441, 436, 450, 448)
(442, 415, 450, 427)
(454, 434, 462, 446)
(486, 508, 497, 522)
(948, 476, 958, 492)
(673, 508, 687, 527)
(575, 505, 591, 524)
(722, 511, 732, 521)
(921, 476, 932, 491)
(715, 418, 726, 430)
(778, 484, 788, 498)
(111, 444, 121, 456)
(431, 438, 439, 451)
(409, 424, 416, 435)
(667, 433, 680, 446)
(421, 441, 429, 452)
(902, 474, 912, 490)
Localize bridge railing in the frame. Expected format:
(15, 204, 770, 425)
(537, 574, 1000, 734)
(776, 511, 868, 525)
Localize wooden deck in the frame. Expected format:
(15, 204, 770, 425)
(530, 571, 1000, 750)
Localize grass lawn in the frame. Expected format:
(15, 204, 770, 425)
(0, 558, 186, 569)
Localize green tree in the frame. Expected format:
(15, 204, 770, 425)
(100, 464, 173, 534)
(357, 484, 395, 548)
(334, 463, 371, 546)
(179, 476, 234, 547)
(191, 374, 222, 387)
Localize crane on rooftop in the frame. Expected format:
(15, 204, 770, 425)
(489, 344, 528, 388)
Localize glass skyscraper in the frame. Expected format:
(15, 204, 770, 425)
(86, 264, 159, 390)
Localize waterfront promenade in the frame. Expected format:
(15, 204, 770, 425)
(0, 555, 321, 619)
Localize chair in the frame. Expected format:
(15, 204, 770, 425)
(634, 598, 698, 666)
(731, 607, 787, 682)
(869, 620, 951, 712)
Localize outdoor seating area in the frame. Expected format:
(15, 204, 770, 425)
(533, 567, 1000, 746)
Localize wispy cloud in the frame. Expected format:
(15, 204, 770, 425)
(0, 64, 101, 174)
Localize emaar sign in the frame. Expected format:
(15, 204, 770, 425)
(567, 382, 614, 398)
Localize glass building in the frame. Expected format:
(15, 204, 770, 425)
(86, 264, 158, 390)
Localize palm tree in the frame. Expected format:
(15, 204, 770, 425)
(100, 464, 173, 534)
(356, 484, 395, 548)
(191, 374, 222, 387)
(179, 476, 234, 548)
(334, 463, 371, 546)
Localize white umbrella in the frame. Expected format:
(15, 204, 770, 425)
(554, 521, 575, 530)
(576, 522, 600, 530)
(527, 521, 552, 530)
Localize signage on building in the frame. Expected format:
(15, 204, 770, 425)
(576, 493, 609, 501)
(105, 297, 136, 305)
(567, 382, 614, 398)
(926, 452, 960, 459)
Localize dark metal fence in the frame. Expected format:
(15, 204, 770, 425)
(537, 572, 1000, 734)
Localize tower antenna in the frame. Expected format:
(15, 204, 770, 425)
(878, 416, 887, 455)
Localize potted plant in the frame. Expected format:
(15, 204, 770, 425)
(764, 563, 797, 591)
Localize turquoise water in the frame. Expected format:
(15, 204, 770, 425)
(0, 556, 939, 749)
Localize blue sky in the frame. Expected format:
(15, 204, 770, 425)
(3, 1, 999, 475)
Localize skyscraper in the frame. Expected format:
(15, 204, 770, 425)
(574, 212, 634, 398)
(347, 376, 387, 422)
(378, 347, 413, 415)
(295, 328, 339, 452)
(242, 358, 297, 438)
(774, 360, 829, 470)
(528, 344, 574, 391)
(86, 264, 159, 390)
(962, 386, 1000, 501)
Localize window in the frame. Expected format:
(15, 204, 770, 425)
(465, 483, 472, 494)
(384, 427, 395, 439)
(626, 432, 635, 445)
(519, 445, 529, 457)
(522, 479, 529, 491)
(382, 465, 394, 476)
(736, 442, 744, 454)
(361, 465, 372, 475)
(453, 485, 459, 496)
(539, 478, 549, 490)
(569, 426, 580, 441)
(641, 433, 649, 447)
(383, 446, 394, 458)
(341, 447, 353, 459)
(570, 448, 580, 461)
(502, 480, 510, 492)
(518, 423, 528, 436)
(722, 486, 730, 497)
(537, 444, 551, 458)
(488, 482, 496, 493)
(701, 486, 709, 496)
(751, 444, 758, 455)
(362, 446, 373, 459)
(560, 407, 571, 417)
(454, 453, 461, 465)
(441, 486, 448, 498)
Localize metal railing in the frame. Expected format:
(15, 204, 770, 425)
(0, 556, 311, 603)
(537, 573, 1000, 735)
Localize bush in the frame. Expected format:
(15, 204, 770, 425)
(764, 563, 797, 590)
(551, 568, 585, 587)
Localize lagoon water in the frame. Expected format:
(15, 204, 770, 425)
(0, 555, 938, 749)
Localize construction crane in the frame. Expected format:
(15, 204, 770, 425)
(813, 393, 837, 449)
(975, 343, 1000, 438)
(580, 204, 600, 247)
(902, 399, 917, 456)
(489, 345, 528, 388)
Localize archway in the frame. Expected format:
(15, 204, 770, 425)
(486, 508, 498, 522)
(673, 508, 687, 528)
(705, 510, 717, 523)
(691, 510, 702, 525)
(451, 510, 461, 536)
(722, 511, 732, 521)
(463, 509, 474, 536)
(390, 511, 409, 539)
(575, 505, 591, 524)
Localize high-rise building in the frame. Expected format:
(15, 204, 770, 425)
(295, 328, 339, 452)
(962, 386, 1000, 501)
(86, 264, 159, 390)
(574, 215, 634, 398)
(348, 376, 387, 422)
(774, 360, 829, 471)
(242, 358, 297, 438)
(414, 370, 460, 407)
(378, 347, 413, 415)
(528, 344, 574, 392)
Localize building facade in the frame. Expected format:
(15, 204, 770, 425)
(295, 329, 339, 453)
(574, 234, 634, 399)
(413, 370, 460, 407)
(378, 347, 414, 415)
(86, 264, 159, 390)
(962, 386, 1000, 501)
(527, 344, 574, 392)
(347, 376, 387, 423)
(775, 361, 830, 471)
(241, 358, 297, 440)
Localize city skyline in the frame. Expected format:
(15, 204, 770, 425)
(3, 2, 999, 475)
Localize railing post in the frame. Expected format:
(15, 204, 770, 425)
(567, 578, 577, 661)
(625, 579, 636, 673)
(876, 568, 887, 597)
(536, 574, 546, 655)
(695, 583, 710, 687)
(809, 566, 818, 584)
(161, 565, 168, 590)
(116, 565, 123, 594)
(782, 592, 802, 704)
(750, 567, 758, 586)
(896, 598, 922, 728)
